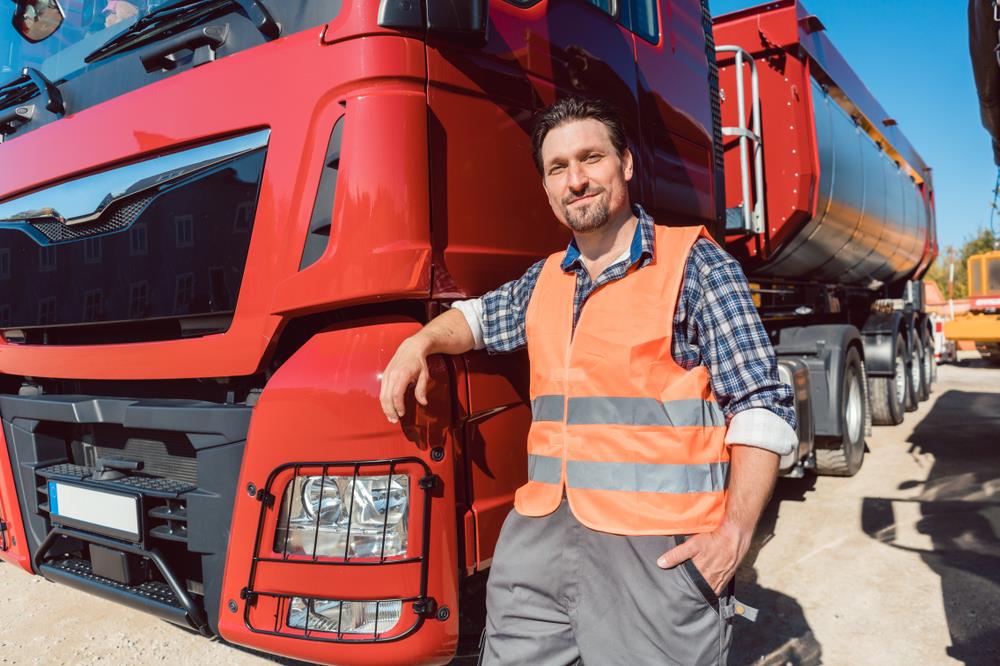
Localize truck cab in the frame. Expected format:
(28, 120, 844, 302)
(0, 2, 720, 664)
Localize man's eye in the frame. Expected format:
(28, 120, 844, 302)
(585, 153, 602, 163)
(548, 165, 566, 175)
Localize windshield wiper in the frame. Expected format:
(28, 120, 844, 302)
(85, 0, 279, 64)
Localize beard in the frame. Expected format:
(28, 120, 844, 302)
(561, 189, 610, 232)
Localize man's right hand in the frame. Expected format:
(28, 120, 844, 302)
(379, 335, 431, 423)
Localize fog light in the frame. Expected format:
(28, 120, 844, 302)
(274, 474, 409, 558)
(287, 597, 402, 635)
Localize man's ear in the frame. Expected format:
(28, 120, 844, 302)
(622, 147, 634, 182)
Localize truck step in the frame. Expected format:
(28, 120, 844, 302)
(39, 557, 193, 629)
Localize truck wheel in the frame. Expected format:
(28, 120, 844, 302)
(927, 334, 938, 383)
(917, 335, 932, 401)
(816, 347, 866, 476)
(869, 333, 906, 426)
(904, 340, 920, 412)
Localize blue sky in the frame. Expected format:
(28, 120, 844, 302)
(711, 0, 994, 251)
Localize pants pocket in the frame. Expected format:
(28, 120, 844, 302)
(682, 558, 719, 608)
(675, 535, 720, 612)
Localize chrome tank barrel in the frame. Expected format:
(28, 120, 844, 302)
(758, 81, 930, 285)
(714, 0, 936, 288)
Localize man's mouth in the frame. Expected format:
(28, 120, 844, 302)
(565, 191, 601, 206)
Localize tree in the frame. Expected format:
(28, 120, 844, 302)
(925, 227, 998, 299)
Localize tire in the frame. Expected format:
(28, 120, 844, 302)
(816, 347, 866, 476)
(869, 333, 906, 426)
(904, 338, 920, 412)
(918, 335, 933, 400)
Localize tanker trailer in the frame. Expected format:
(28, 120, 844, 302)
(713, 0, 937, 478)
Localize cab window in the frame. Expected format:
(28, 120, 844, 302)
(586, 0, 617, 15)
(621, 0, 660, 43)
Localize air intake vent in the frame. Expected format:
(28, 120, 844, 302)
(300, 116, 344, 270)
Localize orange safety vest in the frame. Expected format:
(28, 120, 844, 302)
(515, 223, 729, 535)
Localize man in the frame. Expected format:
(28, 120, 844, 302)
(379, 96, 797, 664)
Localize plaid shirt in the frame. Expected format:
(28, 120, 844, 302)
(460, 206, 796, 436)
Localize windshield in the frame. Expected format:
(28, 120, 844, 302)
(1, 0, 183, 87)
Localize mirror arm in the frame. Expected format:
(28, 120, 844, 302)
(22, 66, 64, 115)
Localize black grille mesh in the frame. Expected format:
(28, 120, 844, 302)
(29, 194, 154, 243)
(95, 437, 199, 487)
(702, 0, 725, 180)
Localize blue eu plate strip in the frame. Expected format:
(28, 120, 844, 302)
(48, 481, 59, 515)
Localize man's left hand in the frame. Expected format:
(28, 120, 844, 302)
(656, 522, 751, 596)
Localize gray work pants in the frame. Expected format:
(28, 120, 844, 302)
(480, 500, 733, 665)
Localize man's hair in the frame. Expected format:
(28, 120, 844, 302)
(530, 96, 629, 174)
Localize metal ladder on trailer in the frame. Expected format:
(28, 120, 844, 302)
(716, 45, 766, 234)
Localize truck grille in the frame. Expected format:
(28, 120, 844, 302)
(0, 392, 250, 634)
(29, 194, 154, 243)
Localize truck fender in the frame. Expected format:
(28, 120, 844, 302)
(862, 311, 906, 377)
(775, 324, 863, 439)
(775, 358, 814, 472)
(217, 319, 460, 666)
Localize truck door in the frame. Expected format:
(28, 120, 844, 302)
(631, 0, 719, 227)
(427, 0, 641, 297)
(426, 0, 640, 570)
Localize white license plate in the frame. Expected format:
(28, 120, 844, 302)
(48, 482, 140, 540)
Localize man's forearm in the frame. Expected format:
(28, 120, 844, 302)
(720, 445, 779, 537)
(410, 308, 477, 356)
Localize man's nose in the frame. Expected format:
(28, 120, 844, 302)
(567, 163, 589, 192)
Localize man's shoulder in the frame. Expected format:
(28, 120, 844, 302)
(687, 236, 740, 275)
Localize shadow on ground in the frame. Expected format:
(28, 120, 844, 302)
(861, 389, 1000, 666)
(730, 475, 823, 666)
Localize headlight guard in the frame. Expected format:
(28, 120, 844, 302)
(241, 457, 441, 644)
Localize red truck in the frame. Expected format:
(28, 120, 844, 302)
(0, 1, 935, 664)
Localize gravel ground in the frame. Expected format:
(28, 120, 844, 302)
(1, 354, 998, 665)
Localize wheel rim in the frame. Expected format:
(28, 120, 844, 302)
(910, 348, 920, 393)
(846, 371, 863, 443)
(894, 352, 906, 404)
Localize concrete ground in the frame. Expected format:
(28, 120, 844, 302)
(0, 354, 997, 665)
(730, 352, 1000, 666)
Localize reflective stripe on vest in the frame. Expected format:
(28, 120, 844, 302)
(531, 395, 725, 427)
(528, 454, 729, 494)
(517, 223, 730, 535)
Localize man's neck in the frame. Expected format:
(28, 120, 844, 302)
(573, 207, 638, 280)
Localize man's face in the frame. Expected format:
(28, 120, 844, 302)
(540, 118, 633, 234)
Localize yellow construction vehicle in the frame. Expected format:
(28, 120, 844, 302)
(945, 250, 1000, 361)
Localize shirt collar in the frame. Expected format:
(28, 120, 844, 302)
(560, 203, 655, 273)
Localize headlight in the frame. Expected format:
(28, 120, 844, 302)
(286, 597, 403, 635)
(274, 474, 409, 559)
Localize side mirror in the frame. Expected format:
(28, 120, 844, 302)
(427, 0, 488, 41)
(12, 0, 64, 43)
(378, 0, 489, 44)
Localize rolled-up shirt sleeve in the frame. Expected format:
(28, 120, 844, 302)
(451, 298, 486, 350)
(451, 258, 546, 355)
(681, 240, 798, 455)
